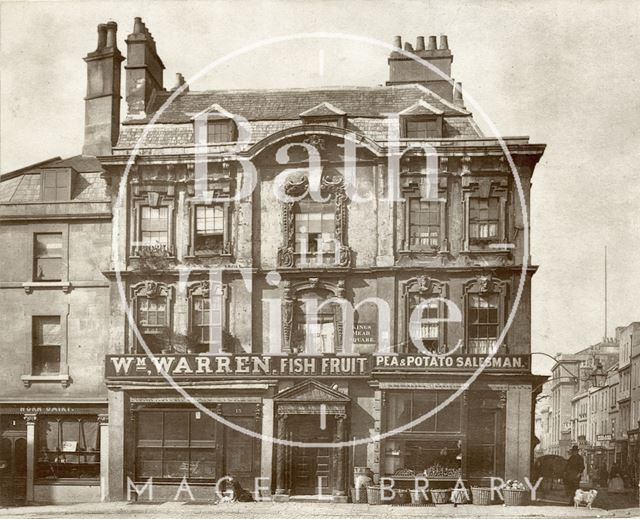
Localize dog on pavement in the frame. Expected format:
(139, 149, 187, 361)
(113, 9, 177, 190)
(573, 489, 598, 509)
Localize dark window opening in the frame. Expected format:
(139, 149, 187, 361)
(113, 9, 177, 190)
(33, 316, 61, 375)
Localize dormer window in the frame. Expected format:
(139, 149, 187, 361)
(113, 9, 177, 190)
(404, 118, 440, 139)
(41, 168, 73, 201)
(299, 102, 347, 128)
(207, 119, 235, 143)
(399, 100, 443, 139)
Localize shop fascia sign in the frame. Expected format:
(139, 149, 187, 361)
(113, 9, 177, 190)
(105, 353, 530, 379)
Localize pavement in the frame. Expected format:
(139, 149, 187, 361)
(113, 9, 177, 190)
(0, 500, 639, 519)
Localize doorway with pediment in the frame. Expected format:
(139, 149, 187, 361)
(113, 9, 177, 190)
(272, 380, 350, 502)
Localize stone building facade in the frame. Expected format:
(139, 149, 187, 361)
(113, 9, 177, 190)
(0, 18, 546, 503)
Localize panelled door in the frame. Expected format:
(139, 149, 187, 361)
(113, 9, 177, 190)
(290, 416, 334, 495)
(0, 430, 27, 505)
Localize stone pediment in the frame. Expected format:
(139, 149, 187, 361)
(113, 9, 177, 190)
(398, 99, 444, 116)
(274, 379, 351, 403)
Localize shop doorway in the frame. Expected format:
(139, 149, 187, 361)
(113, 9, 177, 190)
(289, 415, 334, 495)
(0, 418, 27, 506)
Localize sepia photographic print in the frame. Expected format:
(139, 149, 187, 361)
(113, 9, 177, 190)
(0, 1, 639, 518)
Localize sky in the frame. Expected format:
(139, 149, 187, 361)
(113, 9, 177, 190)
(1, 0, 639, 375)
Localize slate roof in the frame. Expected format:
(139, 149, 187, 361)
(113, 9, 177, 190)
(0, 155, 108, 203)
(127, 84, 469, 125)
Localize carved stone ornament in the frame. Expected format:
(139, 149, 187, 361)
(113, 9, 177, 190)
(145, 280, 160, 297)
(303, 135, 325, 150)
(478, 274, 493, 293)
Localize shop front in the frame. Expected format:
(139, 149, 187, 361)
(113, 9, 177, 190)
(104, 353, 539, 501)
(0, 404, 107, 505)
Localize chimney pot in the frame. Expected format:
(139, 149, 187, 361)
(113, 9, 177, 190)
(393, 35, 402, 49)
(416, 36, 425, 51)
(133, 17, 144, 34)
(96, 24, 107, 51)
(403, 42, 414, 52)
(427, 35, 437, 50)
(453, 82, 464, 104)
(439, 34, 449, 50)
(105, 21, 117, 49)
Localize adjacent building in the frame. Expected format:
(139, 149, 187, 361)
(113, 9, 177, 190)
(1, 19, 546, 503)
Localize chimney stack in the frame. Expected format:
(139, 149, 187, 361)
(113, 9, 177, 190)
(387, 33, 455, 101)
(453, 81, 464, 107)
(82, 21, 124, 156)
(125, 17, 165, 117)
(393, 35, 402, 49)
(171, 72, 189, 92)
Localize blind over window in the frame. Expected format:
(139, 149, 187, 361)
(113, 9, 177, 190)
(34, 233, 62, 281)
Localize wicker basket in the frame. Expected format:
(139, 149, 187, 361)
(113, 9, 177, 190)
(409, 489, 429, 505)
(350, 486, 368, 504)
(451, 488, 469, 504)
(430, 489, 451, 504)
(471, 487, 493, 505)
(367, 486, 383, 505)
(503, 489, 530, 506)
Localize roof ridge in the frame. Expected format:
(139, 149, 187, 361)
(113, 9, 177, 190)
(155, 84, 419, 96)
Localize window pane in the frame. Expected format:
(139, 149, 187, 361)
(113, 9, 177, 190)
(34, 317, 61, 345)
(137, 412, 163, 447)
(164, 412, 189, 447)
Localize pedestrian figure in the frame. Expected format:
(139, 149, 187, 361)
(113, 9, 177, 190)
(598, 464, 608, 488)
(563, 445, 585, 506)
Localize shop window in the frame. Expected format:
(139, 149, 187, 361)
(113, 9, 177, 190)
(194, 205, 225, 254)
(407, 296, 440, 353)
(35, 417, 99, 480)
(384, 391, 463, 476)
(468, 294, 499, 354)
(34, 233, 62, 281)
(207, 120, 234, 143)
(135, 410, 217, 481)
(294, 200, 336, 264)
(408, 199, 440, 251)
(32, 316, 61, 375)
(41, 170, 71, 202)
(140, 206, 169, 247)
(469, 197, 499, 242)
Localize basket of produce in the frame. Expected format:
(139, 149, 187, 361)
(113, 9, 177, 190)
(392, 489, 411, 505)
(409, 489, 429, 505)
(430, 488, 451, 504)
(451, 488, 469, 504)
(350, 486, 368, 504)
(471, 487, 493, 505)
(367, 486, 383, 505)
(423, 464, 462, 478)
(502, 480, 530, 506)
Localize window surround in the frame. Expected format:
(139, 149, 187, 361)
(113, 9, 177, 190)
(277, 171, 352, 268)
(463, 274, 509, 354)
(398, 174, 448, 255)
(130, 192, 176, 258)
(21, 305, 70, 388)
(461, 173, 509, 253)
(129, 281, 173, 354)
(281, 278, 345, 354)
(24, 223, 70, 294)
(400, 276, 448, 354)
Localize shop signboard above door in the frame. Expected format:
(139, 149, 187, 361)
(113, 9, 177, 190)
(105, 353, 530, 380)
